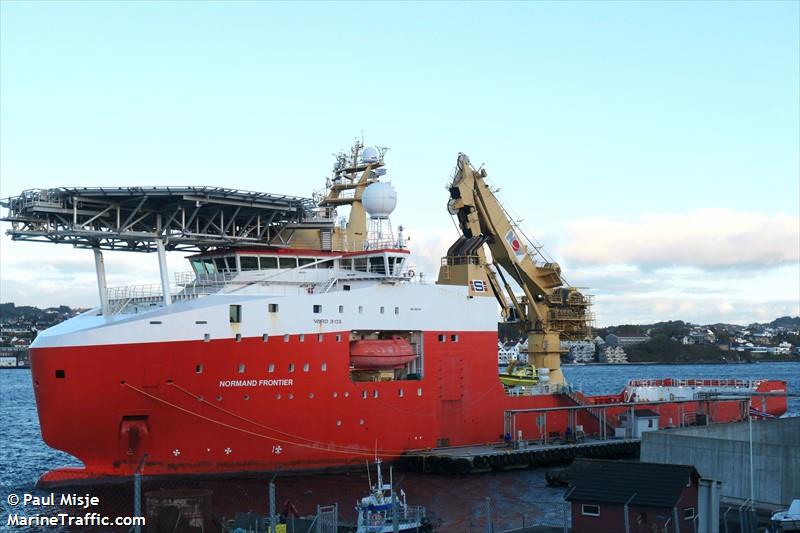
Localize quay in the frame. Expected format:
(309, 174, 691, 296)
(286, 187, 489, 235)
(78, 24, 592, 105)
(402, 438, 640, 474)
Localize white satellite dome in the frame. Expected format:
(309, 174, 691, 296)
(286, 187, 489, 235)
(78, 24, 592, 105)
(362, 182, 397, 219)
(361, 146, 380, 164)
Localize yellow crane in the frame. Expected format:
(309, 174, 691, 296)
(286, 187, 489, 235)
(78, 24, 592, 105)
(437, 153, 592, 386)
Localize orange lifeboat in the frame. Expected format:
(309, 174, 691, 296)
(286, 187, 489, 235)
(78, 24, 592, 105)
(350, 336, 416, 369)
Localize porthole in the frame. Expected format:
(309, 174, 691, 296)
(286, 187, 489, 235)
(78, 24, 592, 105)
(299, 334, 305, 342)
(268, 363, 275, 373)
(321, 362, 327, 372)
(288, 363, 295, 373)
(288, 393, 294, 400)
(438, 334, 445, 342)
(275, 393, 282, 400)
(244, 394, 250, 401)
(359, 419, 365, 425)
(344, 391, 350, 398)
(196, 364, 203, 374)
(262, 334, 269, 342)
(318, 334, 324, 342)
(204, 333, 211, 342)
(451, 334, 459, 342)
(238, 364, 245, 373)
(235, 333, 242, 342)
(309, 392, 314, 399)
(362, 391, 367, 399)
(336, 420, 342, 426)
(303, 363, 310, 372)
(373, 390, 379, 398)
(333, 392, 339, 398)
(417, 387, 423, 397)
(399, 388, 404, 397)
(283, 334, 289, 342)
(216, 395, 223, 401)
(336, 334, 342, 342)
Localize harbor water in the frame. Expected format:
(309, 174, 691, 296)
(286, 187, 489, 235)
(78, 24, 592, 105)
(1, 362, 797, 531)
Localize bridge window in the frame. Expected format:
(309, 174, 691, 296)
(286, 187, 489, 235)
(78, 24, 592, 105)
(354, 258, 368, 272)
(279, 257, 298, 269)
(240, 256, 258, 270)
(369, 257, 385, 274)
(298, 257, 316, 267)
(229, 305, 241, 323)
(319, 259, 334, 269)
(260, 257, 278, 269)
(340, 258, 353, 270)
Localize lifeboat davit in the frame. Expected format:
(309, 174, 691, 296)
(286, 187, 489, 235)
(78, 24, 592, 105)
(350, 336, 416, 369)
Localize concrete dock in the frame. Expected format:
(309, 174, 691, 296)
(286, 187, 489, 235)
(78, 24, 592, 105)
(402, 438, 640, 474)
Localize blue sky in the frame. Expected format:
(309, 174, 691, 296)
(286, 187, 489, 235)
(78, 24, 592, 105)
(1, 1, 798, 325)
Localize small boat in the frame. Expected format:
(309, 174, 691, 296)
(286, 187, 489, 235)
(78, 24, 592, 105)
(499, 360, 538, 387)
(350, 337, 417, 369)
(355, 459, 428, 532)
(771, 500, 800, 531)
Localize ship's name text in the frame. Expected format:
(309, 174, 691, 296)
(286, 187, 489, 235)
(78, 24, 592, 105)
(219, 379, 293, 388)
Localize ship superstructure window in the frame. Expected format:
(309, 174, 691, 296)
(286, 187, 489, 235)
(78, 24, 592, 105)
(438, 334, 445, 342)
(269, 303, 279, 313)
(358, 306, 364, 314)
(313, 305, 322, 314)
(380, 306, 385, 314)
(240, 256, 258, 270)
(55, 370, 65, 379)
(451, 334, 459, 342)
(317, 334, 324, 342)
(373, 390, 379, 398)
(204, 333, 211, 342)
(336, 334, 342, 342)
(340, 258, 353, 270)
(279, 257, 298, 269)
(354, 258, 368, 272)
(298, 257, 315, 267)
(369, 257, 386, 274)
(235, 333, 242, 342)
(683, 508, 696, 520)
(398, 388, 404, 397)
(417, 387, 423, 396)
(261, 257, 278, 269)
(395, 307, 400, 315)
(262, 334, 269, 342)
(229, 305, 242, 323)
(299, 334, 305, 342)
(338, 305, 344, 313)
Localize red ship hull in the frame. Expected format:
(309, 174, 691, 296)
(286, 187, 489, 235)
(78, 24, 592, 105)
(30, 329, 787, 486)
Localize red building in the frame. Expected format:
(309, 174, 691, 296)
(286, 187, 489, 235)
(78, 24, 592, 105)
(565, 459, 700, 533)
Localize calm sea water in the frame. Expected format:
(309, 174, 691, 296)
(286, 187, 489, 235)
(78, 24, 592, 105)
(1, 363, 797, 531)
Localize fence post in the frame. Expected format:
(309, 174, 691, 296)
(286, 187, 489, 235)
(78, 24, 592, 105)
(133, 453, 148, 533)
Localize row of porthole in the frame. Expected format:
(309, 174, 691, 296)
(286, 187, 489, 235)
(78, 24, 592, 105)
(313, 304, 400, 316)
(212, 387, 424, 402)
(195, 362, 329, 374)
(203, 333, 345, 343)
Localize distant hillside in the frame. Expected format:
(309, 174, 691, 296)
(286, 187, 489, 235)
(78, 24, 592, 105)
(765, 316, 800, 329)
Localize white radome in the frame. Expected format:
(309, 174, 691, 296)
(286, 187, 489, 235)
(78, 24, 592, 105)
(362, 182, 397, 219)
(361, 146, 380, 164)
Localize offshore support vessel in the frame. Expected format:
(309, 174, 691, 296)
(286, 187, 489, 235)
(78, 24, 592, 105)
(1, 143, 787, 486)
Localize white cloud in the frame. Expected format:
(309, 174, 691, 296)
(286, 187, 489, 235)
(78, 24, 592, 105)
(561, 209, 800, 270)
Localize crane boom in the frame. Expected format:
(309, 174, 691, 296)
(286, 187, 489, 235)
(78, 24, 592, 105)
(436, 153, 593, 386)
